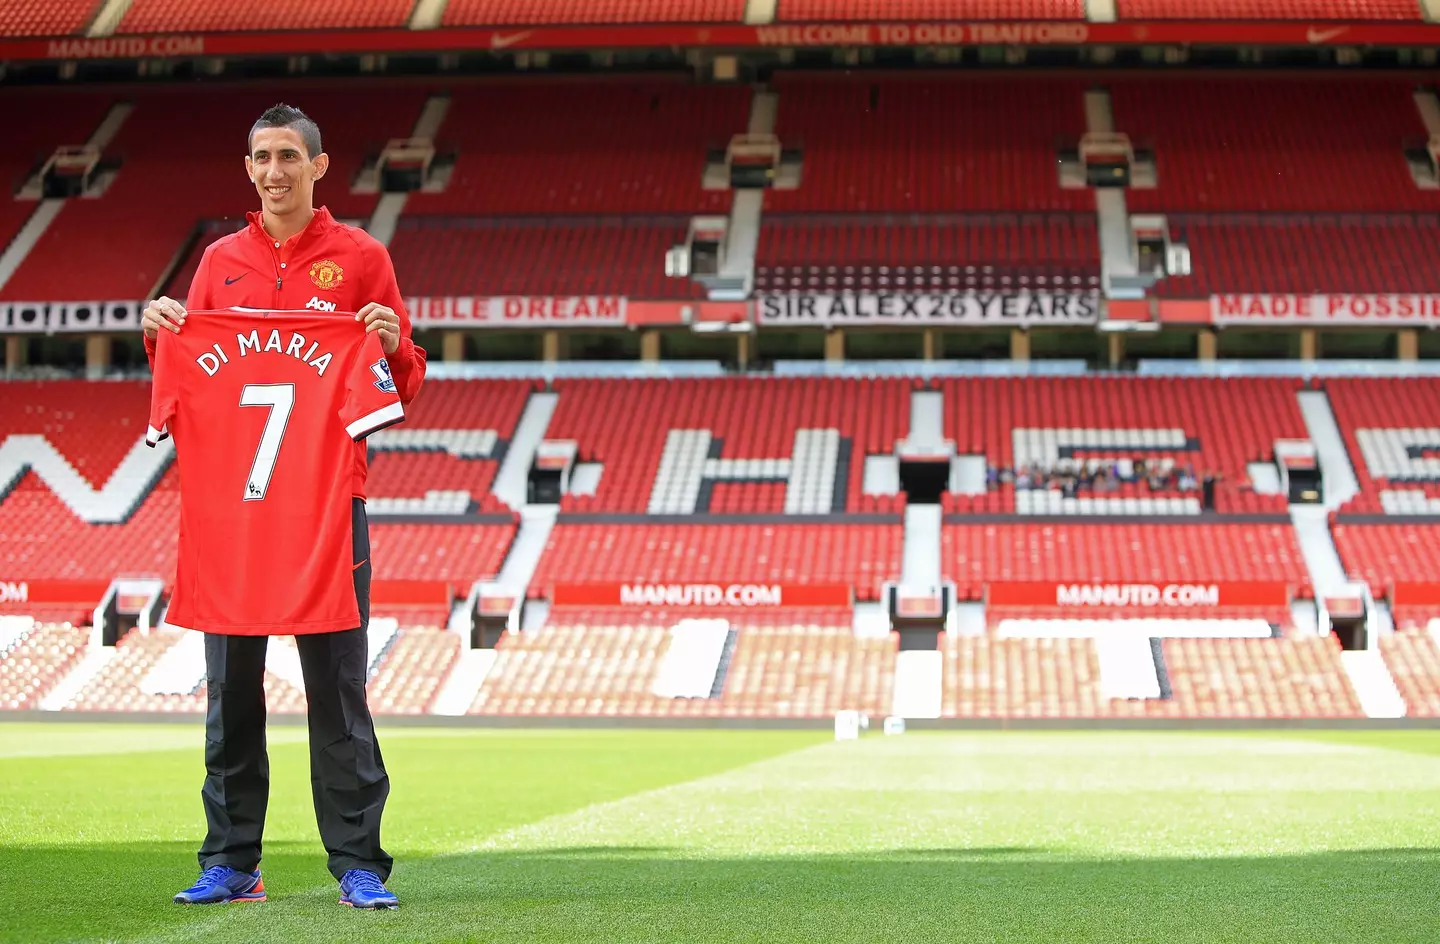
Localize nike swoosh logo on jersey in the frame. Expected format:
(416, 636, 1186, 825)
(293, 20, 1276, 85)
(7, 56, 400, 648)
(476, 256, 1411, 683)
(225, 273, 247, 285)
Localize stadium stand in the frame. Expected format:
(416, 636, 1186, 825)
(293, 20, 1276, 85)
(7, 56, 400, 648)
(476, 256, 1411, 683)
(388, 217, 705, 299)
(404, 79, 748, 217)
(1112, 77, 1439, 214)
(116, 0, 416, 34)
(778, 0, 1085, 19)
(764, 75, 1092, 213)
(0, 0, 96, 37)
(942, 523, 1311, 600)
(943, 637, 1117, 719)
(0, 89, 115, 256)
(1325, 378, 1440, 514)
(547, 377, 912, 514)
(530, 524, 902, 601)
(367, 626, 459, 715)
(0, 622, 90, 710)
(1158, 637, 1362, 719)
(443, 0, 747, 25)
(1, 85, 429, 302)
(0, 381, 516, 589)
(369, 524, 515, 584)
(1155, 215, 1440, 298)
(68, 627, 203, 714)
(753, 214, 1100, 294)
(1116, 0, 1422, 19)
(1332, 523, 1440, 591)
(362, 379, 537, 516)
(1379, 627, 1440, 717)
(941, 634, 1360, 718)
(472, 607, 893, 717)
(0, 381, 179, 584)
(938, 377, 1305, 515)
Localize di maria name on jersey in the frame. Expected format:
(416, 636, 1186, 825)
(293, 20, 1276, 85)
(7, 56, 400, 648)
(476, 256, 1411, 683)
(147, 309, 403, 636)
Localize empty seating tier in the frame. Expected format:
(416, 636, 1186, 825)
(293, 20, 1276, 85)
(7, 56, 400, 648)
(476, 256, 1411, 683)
(472, 607, 891, 717)
(943, 523, 1310, 599)
(939, 376, 1305, 515)
(547, 377, 912, 514)
(0, 0, 97, 37)
(765, 76, 1091, 213)
(1325, 378, 1440, 514)
(531, 524, 903, 601)
(1156, 215, 1440, 298)
(1118, 0, 1421, 19)
(362, 379, 537, 516)
(388, 217, 704, 299)
(755, 214, 1099, 294)
(1332, 524, 1440, 592)
(404, 79, 748, 217)
(0, 89, 113, 258)
(117, 0, 415, 33)
(443, 0, 746, 25)
(2, 85, 427, 302)
(369, 524, 516, 583)
(780, 0, 1084, 19)
(1379, 627, 1440, 717)
(0, 623, 89, 710)
(1111, 77, 1439, 213)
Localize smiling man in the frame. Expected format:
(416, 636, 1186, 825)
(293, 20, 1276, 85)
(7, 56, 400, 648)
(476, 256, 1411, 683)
(141, 103, 426, 910)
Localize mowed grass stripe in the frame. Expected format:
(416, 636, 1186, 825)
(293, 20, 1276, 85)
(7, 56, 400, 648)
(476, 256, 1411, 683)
(0, 727, 822, 944)
(1, 728, 1438, 943)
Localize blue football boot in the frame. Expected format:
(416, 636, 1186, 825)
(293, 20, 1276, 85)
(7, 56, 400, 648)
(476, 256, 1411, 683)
(174, 865, 266, 904)
(339, 869, 398, 909)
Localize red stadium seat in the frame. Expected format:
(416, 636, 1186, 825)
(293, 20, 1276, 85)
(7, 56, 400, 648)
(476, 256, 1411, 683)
(531, 525, 903, 601)
(547, 377, 913, 514)
(943, 523, 1311, 599)
(1112, 76, 1439, 214)
(404, 79, 748, 217)
(765, 76, 1092, 213)
(755, 214, 1100, 294)
(1118, 0, 1420, 19)
(0, 89, 115, 258)
(778, 0, 1084, 19)
(388, 217, 705, 299)
(1379, 627, 1440, 717)
(118, 0, 414, 33)
(0, 0, 98, 37)
(1155, 215, 1440, 297)
(1, 85, 430, 302)
(937, 377, 1305, 515)
(443, 0, 746, 25)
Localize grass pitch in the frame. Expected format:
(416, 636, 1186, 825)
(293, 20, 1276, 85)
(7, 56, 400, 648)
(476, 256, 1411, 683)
(1, 724, 1438, 943)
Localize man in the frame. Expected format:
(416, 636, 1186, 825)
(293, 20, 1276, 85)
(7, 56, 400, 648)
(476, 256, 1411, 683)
(141, 103, 427, 909)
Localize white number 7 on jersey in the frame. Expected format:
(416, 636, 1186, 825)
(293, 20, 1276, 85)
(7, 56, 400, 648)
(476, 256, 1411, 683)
(239, 383, 295, 501)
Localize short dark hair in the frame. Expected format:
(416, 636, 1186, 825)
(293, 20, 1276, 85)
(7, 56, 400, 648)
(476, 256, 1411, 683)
(248, 103, 322, 160)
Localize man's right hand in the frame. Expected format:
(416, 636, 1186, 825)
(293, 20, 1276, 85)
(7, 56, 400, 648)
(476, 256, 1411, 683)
(142, 296, 187, 340)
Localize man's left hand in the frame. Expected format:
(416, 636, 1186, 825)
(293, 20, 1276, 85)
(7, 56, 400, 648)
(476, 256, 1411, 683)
(357, 303, 401, 355)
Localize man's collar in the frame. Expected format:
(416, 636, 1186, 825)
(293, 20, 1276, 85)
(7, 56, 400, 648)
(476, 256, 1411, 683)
(246, 206, 333, 245)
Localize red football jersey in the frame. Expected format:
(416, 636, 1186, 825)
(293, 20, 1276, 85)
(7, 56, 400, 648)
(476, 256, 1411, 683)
(147, 309, 404, 635)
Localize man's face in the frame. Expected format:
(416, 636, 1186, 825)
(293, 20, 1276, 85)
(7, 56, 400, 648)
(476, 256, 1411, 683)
(245, 126, 328, 217)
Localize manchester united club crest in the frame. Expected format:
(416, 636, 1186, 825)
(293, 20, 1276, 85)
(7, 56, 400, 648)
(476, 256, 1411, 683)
(310, 259, 344, 291)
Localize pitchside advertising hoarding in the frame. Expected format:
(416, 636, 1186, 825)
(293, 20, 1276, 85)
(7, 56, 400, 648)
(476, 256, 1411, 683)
(987, 581, 1291, 608)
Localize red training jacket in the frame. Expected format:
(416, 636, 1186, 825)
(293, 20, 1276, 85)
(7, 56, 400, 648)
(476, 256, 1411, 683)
(144, 206, 426, 498)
